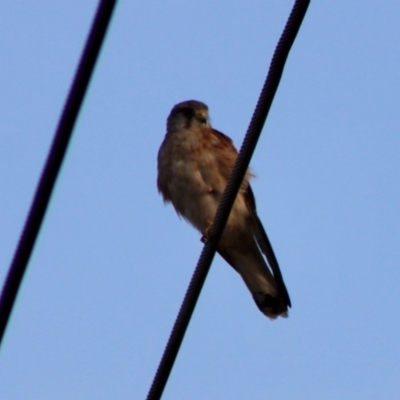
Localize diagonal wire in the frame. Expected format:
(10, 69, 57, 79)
(146, 1, 311, 399)
(0, 0, 118, 346)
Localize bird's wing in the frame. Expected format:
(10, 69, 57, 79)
(210, 128, 240, 178)
(244, 185, 291, 308)
(211, 128, 291, 315)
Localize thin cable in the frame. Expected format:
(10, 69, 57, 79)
(0, 0, 118, 346)
(146, 1, 310, 399)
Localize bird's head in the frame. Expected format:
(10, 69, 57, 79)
(167, 100, 210, 131)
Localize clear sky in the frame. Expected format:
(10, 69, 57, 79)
(1, 1, 399, 399)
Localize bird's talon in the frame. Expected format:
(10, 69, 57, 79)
(207, 185, 215, 194)
(200, 222, 213, 243)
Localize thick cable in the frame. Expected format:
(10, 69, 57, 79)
(0, 0, 118, 346)
(146, 1, 310, 399)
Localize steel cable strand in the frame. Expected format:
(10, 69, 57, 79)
(146, 1, 310, 399)
(0, 0, 118, 345)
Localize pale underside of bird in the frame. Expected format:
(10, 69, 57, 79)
(157, 100, 291, 319)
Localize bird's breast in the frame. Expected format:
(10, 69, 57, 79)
(158, 128, 249, 236)
(159, 131, 218, 230)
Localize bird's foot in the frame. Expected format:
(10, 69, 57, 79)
(200, 222, 213, 243)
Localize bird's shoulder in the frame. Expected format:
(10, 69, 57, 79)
(210, 128, 237, 154)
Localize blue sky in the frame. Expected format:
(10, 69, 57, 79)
(1, 1, 399, 399)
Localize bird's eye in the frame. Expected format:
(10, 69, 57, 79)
(180, 107, 194, 118)
(198, 116, 208, 125)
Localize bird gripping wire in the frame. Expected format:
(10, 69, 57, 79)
(146, 1, 311, 399)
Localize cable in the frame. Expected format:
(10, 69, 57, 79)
(146, 1, 311, 399)
(0, 0, 118, 346)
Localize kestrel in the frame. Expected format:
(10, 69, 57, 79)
(157, 100, 291, 319)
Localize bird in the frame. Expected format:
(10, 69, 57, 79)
(157, 100, 291, 319)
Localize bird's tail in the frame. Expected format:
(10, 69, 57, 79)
(217, 209, 291, 319)
(226, 247, 289, 319)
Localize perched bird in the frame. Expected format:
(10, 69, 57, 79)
(157, 100, 291, 318)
